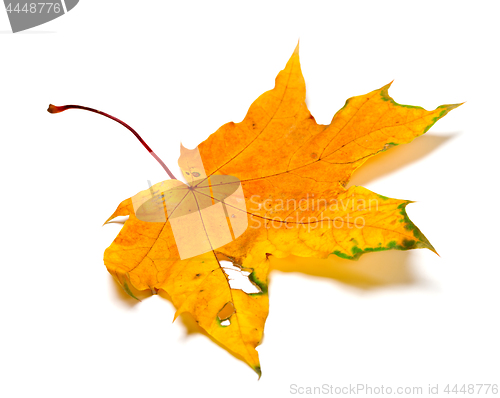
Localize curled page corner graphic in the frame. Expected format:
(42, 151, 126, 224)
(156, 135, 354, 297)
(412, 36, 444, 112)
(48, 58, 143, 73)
(131, 147, 249, 260)
(3, 0, 79, 33)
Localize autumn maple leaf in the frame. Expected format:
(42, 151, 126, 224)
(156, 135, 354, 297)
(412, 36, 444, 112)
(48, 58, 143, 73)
(48, 43, 461, 377)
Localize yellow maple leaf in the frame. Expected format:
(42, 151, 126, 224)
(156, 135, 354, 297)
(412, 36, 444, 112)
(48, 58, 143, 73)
(48, 43, 461, 377)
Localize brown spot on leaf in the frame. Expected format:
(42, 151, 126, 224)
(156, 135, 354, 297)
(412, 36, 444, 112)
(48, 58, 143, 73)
(218, 302, 235, 321)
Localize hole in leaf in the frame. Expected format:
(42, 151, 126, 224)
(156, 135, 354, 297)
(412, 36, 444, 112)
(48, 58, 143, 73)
(219, 261, 262, 294)
(220, 319, 230, 326)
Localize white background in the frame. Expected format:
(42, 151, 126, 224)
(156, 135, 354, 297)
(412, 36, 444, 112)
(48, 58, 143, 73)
(1, 1, 499, 397)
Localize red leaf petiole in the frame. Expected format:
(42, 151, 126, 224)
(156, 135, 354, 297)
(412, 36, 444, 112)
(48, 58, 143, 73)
(47, 104, 177, 180)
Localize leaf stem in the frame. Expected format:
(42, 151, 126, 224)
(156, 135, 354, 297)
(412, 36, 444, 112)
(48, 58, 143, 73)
(47, 104, 177, 179)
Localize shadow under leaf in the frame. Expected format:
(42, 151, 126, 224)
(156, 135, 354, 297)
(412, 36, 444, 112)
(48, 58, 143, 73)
(269, 250, 415, 290)
(109, 275, 152, 308)
(348, 133, 457, 187)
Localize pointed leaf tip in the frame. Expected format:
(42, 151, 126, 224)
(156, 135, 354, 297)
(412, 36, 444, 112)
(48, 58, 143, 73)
(172, 309, 182, 323)
(446, 102, 465, 111)
(380, 80, 394, 94)
(293, 40, 300, 54)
